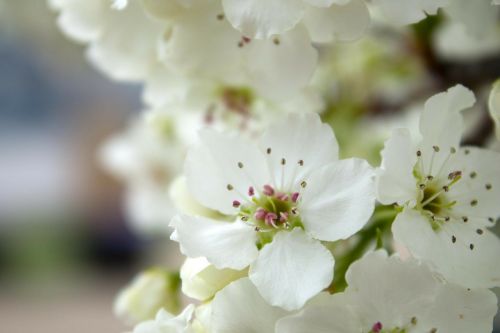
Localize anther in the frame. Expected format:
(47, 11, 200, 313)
(476, 229, 483, 235)
(443, 185, 449, 192)
(273, 37, 280, 45)
(427, 175, 434, 181)
(254, 208, 267, 220)
(237, 41, 244, 48)
(298, 159, 304, 166)
(371, 322, 383, 333)
(448, 171, 462, 180)
(232, 200, 241, 208)
(452, 235, 456, 243)
(486, 183, 492, 190)
(430, 328, 437, 333)
(416, 150, 422, 157)
(241, 216, 248, 221)
(488, 217, 494, 223)
(445, 216, 450, 222)
(470, 244, 474, 250)
(291, 192, 299, 203)
(238, 162, 244, 168)
(227, 184, 234, 191)
(242, 36, 251, 44)
(462, 216, 468, 223)
(216, 13, 224, 20)
(291, 207, 298, 215)
(300, 181, 307, 188)
(470, 171, 477, 179)
(281, 158, 286, 165)
(266, 147, 272, 154)
(419, 184, 426, 189)
(276, 192, 288, 201)
(411, 317, 417, 325)
(464, 149, 470, 155)
(248, 186, 255, 196)
(432, 145, 440, 152)
(263, 185, 275, 196)
(470, 199, 478, 207)
(450, 147, 456, 154)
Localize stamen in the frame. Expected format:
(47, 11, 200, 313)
(266, 147, 272, 154)
(452, 235, 456, 243)
(263, 184, 275, 196)
(371, 322, 383, 333)
(281, 158, 286, 165)
(411, 317, 417, 325)
(232, 200, 241, 208)
(470, 199, 478, 207)
(216, 13, 224, 20)
(276, 192, 289, 201)
(227, 184, 234, 191)
(238, 162, 244, 168)
(298, 159, 304, 166)
(279, 212, 289, 222)
(265, 213, 278, 228)
(273, 37, 280, 45)
(469, 244, 474, 250)
(462, 216, 469, 223)
(485, 183, 492, 190)
(470, 171, 477, 179)
(300, 181, 307, 188)
(476, 229, 483, 235)
(248, 186, 255, 196)
(291, 192, 300, 203)
(254, 208, 267, 220)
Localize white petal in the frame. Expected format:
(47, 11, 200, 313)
(489, 79, 500, 140)
(300, 158, 376, 241)
(304, 0, 342, 6)
(170, 215, 259, 270)
(345, 251, 438, 329)
(245, 26, 318, 101)
(180, 257, 247, 301)
(275, 294, 361, 333)
(423, 285, 497, 333)
(133, 305, 194, 333)
(185, 129, 270, 215)
(303, 0, 370, 43)
(212, 278, 289, 333)
(259, 113, 338, 192)
(393, 208, 500, 288)
(419, 84, 475, 174)
(86, 1, 162, 81)
(446, 147, 500, 224)
(50, 0, 105, 43)
(249, 229, 334, 310)
(376, 128, 419, 206)
(373, 0, 449, 25)
(160, 3, 245, 84)
(444, 0, 499, 38)
(221, 0, 305, 38)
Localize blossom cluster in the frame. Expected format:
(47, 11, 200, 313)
(49, 1, 500, 332)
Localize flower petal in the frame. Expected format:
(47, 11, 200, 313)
(393, 208, 500, 288)
(249, 229, 334, 310)
(221, 0, 305, 38)
(418, 84, 475, 175)
(170, 215, 259, 270)
(446, 147, 500, 225)
(373, 0, 448, 25)
(86, 1, 162, 81)
(185, 129, 270, 215)
(423, 284, 497, 333)
(275, 293, 361, 333)
(376, 128, 419, 206)
(245, 26, 318, 101)
(489, 79, 500, 140)
(212, 278, 289, 333)
(300, 158, 376, 241)
(303, 0, 370, 43)
(259, 113, 338, 192)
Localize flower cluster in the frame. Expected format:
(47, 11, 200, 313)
(48, 1, 500, 332)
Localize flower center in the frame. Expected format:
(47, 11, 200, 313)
(413, 147, 462, 230)
(369, 317, 421, 333)
(233, 185, 303, 245)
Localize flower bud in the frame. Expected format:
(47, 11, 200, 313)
(114, 268, 181, 325)
(180, 257, 247, 301)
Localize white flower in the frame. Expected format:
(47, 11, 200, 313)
(277, 251, 498, 333)
(443, 0, 500, 38)
(132, 305, 195, 333)
(211, 278, 290, 333)
(376, 84, 500, 288)
(49, 0, 162, 81)
(170, 113, 376, 310)
(489, 79, 500, 140)
(98, 115, 183, 235)
(221, 0, 370, 42)
(114, 268, 180, 326)
(180, 257, 247, 301)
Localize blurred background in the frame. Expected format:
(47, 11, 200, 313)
(0, 2, 183, 332)
(0, 1, 499, 332)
